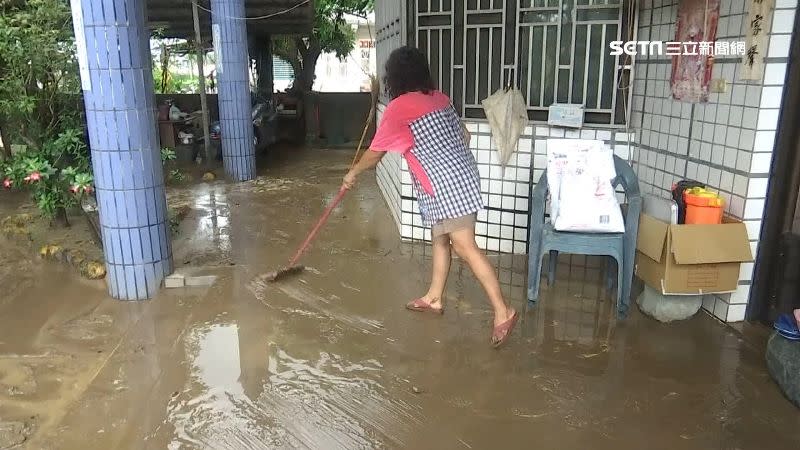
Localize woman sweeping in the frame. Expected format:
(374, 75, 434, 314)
(343, 46, 518, 348)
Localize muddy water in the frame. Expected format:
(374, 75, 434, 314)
(1, 148, 799, 449)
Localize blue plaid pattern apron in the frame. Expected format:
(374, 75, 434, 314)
(409, 106, 484, 227)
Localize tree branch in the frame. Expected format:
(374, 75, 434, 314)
(295, 36, 309, 60)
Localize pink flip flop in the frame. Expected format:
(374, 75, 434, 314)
(491, 310, 519, 349)
(406, 298, 444, 315)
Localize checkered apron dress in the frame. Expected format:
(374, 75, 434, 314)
(408, 106, 484, 227)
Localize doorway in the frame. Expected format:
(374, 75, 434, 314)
(748, 12, 800, 323)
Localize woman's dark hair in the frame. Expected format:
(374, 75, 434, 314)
(383, 46, 436, 99)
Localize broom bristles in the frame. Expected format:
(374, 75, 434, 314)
(264, 265, 305, 282)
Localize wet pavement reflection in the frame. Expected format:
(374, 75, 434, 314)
(1, 148, 799, 449)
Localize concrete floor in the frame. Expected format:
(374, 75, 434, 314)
(0, 148, 798, 449)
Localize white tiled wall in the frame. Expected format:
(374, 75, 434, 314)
(373, 0, 796, 322)
(401, 122, 534, 254)
(631, 0, 796, 322)
(375, 105, 403, 234)
(378, 120, 631, 255)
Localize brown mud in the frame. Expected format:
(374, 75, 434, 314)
(0, 147, 799, 449)
(0, 175, 201, 282)
(0, 196, 104, 270)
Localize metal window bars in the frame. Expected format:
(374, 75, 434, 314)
(375, 0, 407, 104)
(404, 0, 634, 127)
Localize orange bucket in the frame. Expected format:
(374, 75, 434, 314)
(684, 188, 724, 224)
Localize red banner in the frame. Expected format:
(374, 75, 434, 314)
(670, 0, 721, 103)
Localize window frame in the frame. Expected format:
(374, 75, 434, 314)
(406, 0, 636, 128)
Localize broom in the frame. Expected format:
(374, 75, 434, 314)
(265, 76, 380, 282)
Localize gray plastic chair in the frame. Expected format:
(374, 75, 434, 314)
(527, 155, 641, 318)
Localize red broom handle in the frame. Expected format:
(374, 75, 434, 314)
(287, 186, 348, 267)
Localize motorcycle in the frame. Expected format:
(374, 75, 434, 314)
(198, 94, 278, 161)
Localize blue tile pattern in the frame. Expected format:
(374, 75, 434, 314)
(73, 0, 173, 300)
(212, 0, 257, 181)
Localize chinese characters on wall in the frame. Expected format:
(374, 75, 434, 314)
(741, 0, 775, 80)
(359, 39, 374, 76)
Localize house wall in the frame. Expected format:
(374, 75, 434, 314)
(376, 116, 633, 254)
(630, 0, 796, 322)
(375, 119, 403, 233)
(375, 1, 407, 234)
(373, 0, 797, 323)
(373, 0, 633, 255)
(316, 92, 376, 144)
(314, 15, 377, 93)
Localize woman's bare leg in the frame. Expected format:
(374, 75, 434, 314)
(449, 228, 514, 326)
(417, 234, 451, 310)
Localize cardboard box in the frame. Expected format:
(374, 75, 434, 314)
(635, 214, 753, 295)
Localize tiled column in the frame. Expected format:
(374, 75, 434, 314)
(70, 0, 173, 300)
(212, 0, 256, 181)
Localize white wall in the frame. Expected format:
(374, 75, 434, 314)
(375, 111, 633, 255)
(630, 0, 796, 322)
(373, 0, 797, 323)
(375, 106, 403, 234)
(372, 0, 631, 256)
(314, 16, 377, 92)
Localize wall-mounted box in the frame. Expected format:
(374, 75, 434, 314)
(548, 103, 585, 129)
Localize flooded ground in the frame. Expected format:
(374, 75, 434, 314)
(0, 147, 798, 449)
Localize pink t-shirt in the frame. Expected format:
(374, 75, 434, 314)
(369, 91, 453, 195)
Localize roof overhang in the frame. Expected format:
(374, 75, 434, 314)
(147, 0, 314, 40)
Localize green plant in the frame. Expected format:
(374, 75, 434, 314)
(272, 0, 374, 94)
(161, 147, 177, 162)
(152, 68, 200, 94)
(161, 147, 187, 184)
(169, 169, 186, 183)
(168, 208, 182, 234)
(0, 0, 81, 151)
(0, 0, 91, 223)
(150, 37, 199, 94)
(169, 214, 180, 234)
(1, 128, 93, 223)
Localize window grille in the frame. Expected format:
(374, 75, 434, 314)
(407, 0, 634, 126)
(376, 0, 407, 104)
(273, 56, 294, 80)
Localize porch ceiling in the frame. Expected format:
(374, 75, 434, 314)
(147, 0, 314, 40)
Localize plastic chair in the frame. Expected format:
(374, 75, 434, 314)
(527, 155, 641, 318)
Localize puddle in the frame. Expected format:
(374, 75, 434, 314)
(167, 323, 419, 449)
(248, 277, 384, 335)
(2, 149, 800, 450)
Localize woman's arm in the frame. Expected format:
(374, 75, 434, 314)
(343, 150, 385, 189)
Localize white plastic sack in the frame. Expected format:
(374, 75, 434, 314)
(546, 139, 625, 233)
(169, 104, 188, 121)
(481, 88, 528, 167)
